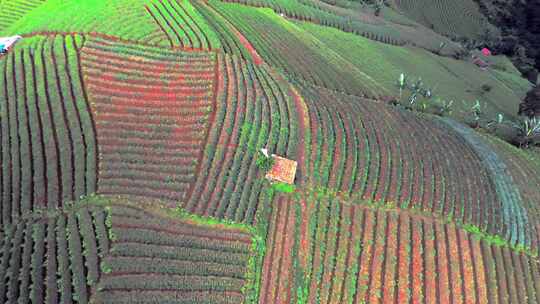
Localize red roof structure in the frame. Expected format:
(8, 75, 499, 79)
(265, 155, 297, 184)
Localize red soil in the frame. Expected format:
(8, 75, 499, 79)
(229, 25, 263, 65)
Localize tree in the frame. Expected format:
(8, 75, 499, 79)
(518, 86, 540, 118)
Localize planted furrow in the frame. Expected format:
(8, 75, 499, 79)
(329, 204, 354, 303)
(30, 221, 46, 303)
(446, 224, 464, 303)
(457, 229, 477, 304)
(45, 217, 59, 304)
(6, 52, 22, 222)
(366, 210, 388, 303)
(82, 37, 215, 204)
(17, 221, 33, 304)
(56, 215, 74, 303)
(340, 206, 363, 304)
(423, 220, 438, 304)
(410, 217, 423, 304)
(381, 212, 399, 303)
(307, 198, 331, 304)
(318, 199, 341, 304)
(97, 290, 244, 304)
(354, 209, 376, 303)
(396, 213, 412, 303)
(16, 48, 34, 217)
(275, 199, 297, 304)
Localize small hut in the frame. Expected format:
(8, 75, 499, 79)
(265, 154, 297, 185)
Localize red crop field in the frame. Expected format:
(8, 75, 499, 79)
(1, 1, 539, 303)
(296, 83, 532, 251)
(81, 36, 216, 204)
(260, 195, 540, 303)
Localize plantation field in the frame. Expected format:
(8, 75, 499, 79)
(296, 83, 540, 250)
(94, 197, 256, 304)
(296, 21, 532, 120)
(0, 204, 110, 303)
(262, 195, 540, 304)
(0, 195, 257, 303)
(210, 0, 386, 99)
(0, 0, 46, 30)
(81, 36, 216, 204)
(216, 0, 465, 55)
(0, 34, 97, 227)
(0, 0, 220, 50)
(182, 54, 300, 224)
(393, 0, 494, 40)
(1, 0, 540, 303)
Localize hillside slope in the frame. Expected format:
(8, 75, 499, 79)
(0, 0, 539, 303)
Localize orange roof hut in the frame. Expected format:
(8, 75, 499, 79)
(265, 154, 297, 184)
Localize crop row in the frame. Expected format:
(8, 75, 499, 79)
(0, 205, 110, 303)
(144, 0, 220, 50)
(259, 196, 297, 303)
(182, 53, 299, 224)
(210, 0, 383, 98)
(0, 34, 97, 227)
(0, 0, 177, 46)
(261, 197, 540, 303)
(95, 203, 253, 303)
(438, 118, 535, 250)
(395, 0, 488, 40)
(218, 0, 405, 46)
(80, 37, 216, 203)
(192, 0, 258, 63)
(479, 134, 540, 252)
(296, 83, 522, 248)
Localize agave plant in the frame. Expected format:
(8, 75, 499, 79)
(435, 99, 454, 116)
(509, 117, 540, 148)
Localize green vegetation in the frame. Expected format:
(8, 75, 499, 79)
(255, 151, 275, 172)
(2, 0, 540, 303)
(393, 0, 493, 40)
(270, 182, 296, 193)
(211, 0, 386, 98)
(297, 21, 532, 119)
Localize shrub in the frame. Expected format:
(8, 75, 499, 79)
(508, 117, 540, 148)
(255, 151, 275, 172)
(518, 86, 540, 118)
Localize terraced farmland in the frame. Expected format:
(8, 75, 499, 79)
(262, 196, 540, 304)
(183, 54, 299, 224)
(1, 0, 539, 303)
(94, 200, 255, 304)
(0, 0, 46, 30)
(394, 0, 492, 39)
(145, 0, 220, 49)
(0, 205, 110, 303)
(0, 34, 97, 227)
(81, 36, 216, 203)
(296, 83, 540, 250)
(210, 0, 386, 98)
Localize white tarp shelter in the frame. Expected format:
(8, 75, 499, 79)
(0, 36, 22, 54)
